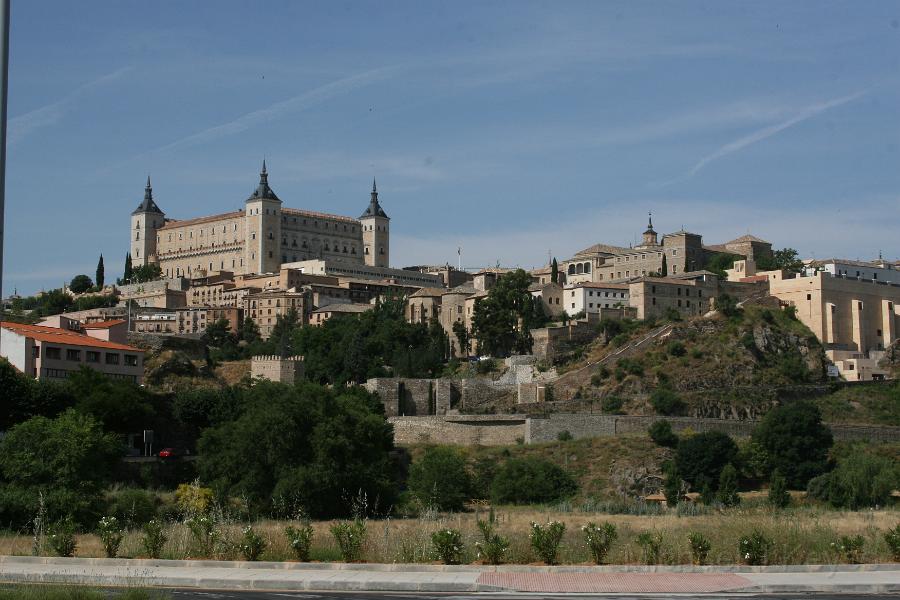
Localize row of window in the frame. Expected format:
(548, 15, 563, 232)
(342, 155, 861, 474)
(649, 285, 702, 297)
(40, 346, 138, 366)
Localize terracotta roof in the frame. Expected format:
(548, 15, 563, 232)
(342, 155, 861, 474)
(568, 282, 629, 290)
(443, 284, 476, 296)
(82, 319, 126, 329)
(158, 210, 244, 230)
(725, 234, 771, 245)
(808, 258, 895, 269)
(313, 303, 373, 314)
(1, 322, 142, 352)
(574, 243, 631, 257)
(410, 287, 446, 298)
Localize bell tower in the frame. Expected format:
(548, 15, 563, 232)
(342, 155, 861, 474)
(244, 161, 283, 274)
(360, 178, 390, 268)
(130, 177, 164, 267)
(640, 212, 659, 248)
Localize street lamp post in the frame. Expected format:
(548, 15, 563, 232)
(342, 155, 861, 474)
(0, 0, 9, 317)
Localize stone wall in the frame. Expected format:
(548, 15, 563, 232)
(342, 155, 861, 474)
(366, 378, 435, 417)
(389, 415, 527, 445)
(251, 355, 305, 384)
(531, 320, 599, 360)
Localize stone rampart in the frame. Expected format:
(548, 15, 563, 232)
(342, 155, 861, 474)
(389, 415, 527, 446)
(251, 355, 305, 384)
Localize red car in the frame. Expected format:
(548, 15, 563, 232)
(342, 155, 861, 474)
(157, 448, 180, 458)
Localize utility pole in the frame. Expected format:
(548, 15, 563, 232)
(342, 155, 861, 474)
(0, 1, 9, 320)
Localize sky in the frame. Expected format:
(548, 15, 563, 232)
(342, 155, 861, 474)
(3, 0, 899, 295)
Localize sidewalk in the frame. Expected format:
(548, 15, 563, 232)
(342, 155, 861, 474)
(1, 556, 898, 593)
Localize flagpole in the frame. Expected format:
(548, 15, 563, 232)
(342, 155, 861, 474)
(0, 0, 9, 320)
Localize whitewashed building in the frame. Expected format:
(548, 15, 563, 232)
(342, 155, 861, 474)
(563, 282, 629, 316)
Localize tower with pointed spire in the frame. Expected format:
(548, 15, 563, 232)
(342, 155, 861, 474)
(360, 178, 390, 267)
(639, 212, 659, 248)
(244, 160, 283, 274)
(130, 176, 165, 267)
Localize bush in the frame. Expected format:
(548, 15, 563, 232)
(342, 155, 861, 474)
(475, 515, 510, 565)
(185, 514, 219, 557)
(491, 457, 578, 504)
(530, 521, 566, 565)
(663, 462, 682, 507)
(601, 395, 624, 414)
(832, 535, 864, 564)
(715, 294, 740, 318)
(618, 358, 644, 377)
(648, 420, 678, 448)
(107, 488, 157, 525)
(557, 430, 573, 442)
(717, 464, 741, 507)
(407, 446, 472, 511)
(331, 519, 367, 562)
(667, 341, 686, 357)
(739, 530, 773, 565)
(238, 525, 267, 561)
(688, 532, 711, 565)
(751, 401, 832, 488)
(141, 519, 167, 559)
(884, 524, 900, 561)
(767, 470, 791, 508)
(47, 516, 77, 557)
(284, 522, 314, 561)
(806, 451, 898, 509)
(650, 388, 686, 416)
(175, 482, 213, 517)
(431, 528, 464, 565)
(97, 516, 124, 558)
(582, 522, 617, 565)
(675, 431, 738, 493)
(636, 530, 663, 564)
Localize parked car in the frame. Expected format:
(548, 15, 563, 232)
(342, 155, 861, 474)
(157, 448, 181, 458)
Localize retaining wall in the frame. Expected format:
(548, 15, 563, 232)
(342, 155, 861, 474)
(389, 415, 527, 446)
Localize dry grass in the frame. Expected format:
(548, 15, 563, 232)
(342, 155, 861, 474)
(3, 506, 897, 566)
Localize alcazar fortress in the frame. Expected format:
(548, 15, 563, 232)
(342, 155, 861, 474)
(130, 161, 390, 279)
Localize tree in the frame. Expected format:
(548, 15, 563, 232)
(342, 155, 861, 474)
(751, 401, 832, 488)
(197, 382, 396, 518)
(471, 269, 540, 357)
(650, 387, 686, 416)
(68, 274, 93, 294)
(452, 321, 470, 357)
(269, 309, 301, 358)
(660, 254, 668, 277)
(490, 457, 578, 504)
(124, 252, 133, 282)
(67, 367, 156, 434)
(407, 446, 472, 511)
(96, 254, 105, 289)
(806, 451, 898, 509)
(715, 293, 740, 318)
(551, 258, 559, 285)
(663, 461, 682, 507)
(131, 263, 162, 283)
(648, 420, 679, 448)
(717, 464, 741, 506)
(675, 431, 739, 492)
(238, 316, 261, 344)
(767, 469, 791, 508)
(757, 248, 803, 273)
(705, 252, 740, 278)
(204, 318, 236, 349)
(0, 410, 121, 527)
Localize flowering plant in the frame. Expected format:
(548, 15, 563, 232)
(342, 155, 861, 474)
(330, 519, 366, 562)
(47, 516, 77, 557)
(738, 529, 773, 566)
(431, 528, 464, 564)
(475, 518, 509, 565)
(238, 525, 267, 561)
(530, 521, 566, 565)
(831, 535, 864, 564)
(687, 531, 711, 565)
(285, 522, 314, 561)
(98, 516, 124, 558)
(582, 522, 617, 565)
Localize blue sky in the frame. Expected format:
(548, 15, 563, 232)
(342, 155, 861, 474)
(4, 0, 899, 295)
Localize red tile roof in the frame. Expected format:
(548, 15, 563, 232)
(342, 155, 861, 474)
(82, 319, 126, 329)
(1, 322, 142, 352)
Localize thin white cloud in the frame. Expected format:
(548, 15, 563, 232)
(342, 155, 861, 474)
(675, 89, 868, 181)
(8, 67, 132, 144)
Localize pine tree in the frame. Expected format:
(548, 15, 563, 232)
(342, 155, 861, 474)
(663, 462, 682, 507)
(551, 258, 559, 285)
(660, 254, 668, 277)
(717, 464, 741, 507)
(95, 254, 105, 289)
(124, 252, 133, 282)
(767, 469, 791, 508)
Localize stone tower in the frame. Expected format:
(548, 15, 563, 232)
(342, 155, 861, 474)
(640, 212, 659, 248)
(244, 161, 283, 275)
(130, 177, 164, 267)
(360, 178, 390, 267)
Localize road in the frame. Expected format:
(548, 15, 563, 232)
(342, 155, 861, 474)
(159, 592, 897, 599)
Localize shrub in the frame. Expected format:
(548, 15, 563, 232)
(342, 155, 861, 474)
(767, 469, 791, 508)
(648, 420, 678, 448)
(582, 522, 617, 565)
(717, 464, 741, 507)
(806, 451, 898, 509)
(284, 522, 314, 561)
(97, 516, 124, 558)
(431, 528, 464, 565)
(238, 525, 267, 561)
(601, 395, 624, 414)
(107, 488, 157, 526)
(530, 521, 566, 565)
(331, 519, 367, 562)
(832, 535, 864, 564)
(619, 358, 644, 376)
(690, 348, 703, 359)
(751, 401, 832, 488)
(475, 515, 510, 565)
(185, 514, 219, 557)
(557, 430, 573, 442)
(884, 524, 900, 561)
(491, 457, 578, 504)
(47, 516, 77, 557)
(663, 462, 682, 507)
(141, 519, 167, 559)
(650, 388, 686, 416)
(636, 530, 663, 564)
(175, 481, 214, 516)
(715, 294, 740, 318)
(676, 431, 738, 493)
(739, 530, 773, 565)
(667, 341, 686, 357)
(688, 532, 711, 565)
(407, 446, 472, 511)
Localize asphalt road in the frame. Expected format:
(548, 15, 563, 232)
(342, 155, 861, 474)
(159, 592, 899, 600)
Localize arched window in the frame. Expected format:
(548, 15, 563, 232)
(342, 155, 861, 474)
(584, 263, 591, 273)
(568, 264, 576, 275)
(576, 263, 583, 274)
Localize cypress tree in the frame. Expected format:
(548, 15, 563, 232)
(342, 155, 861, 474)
(551, 258, 559, 284)
(717, 464, 741, 507)
(767, 469, 791, 508)
(124, 252, 133, 282)
(96, 254, 105, 289)
(660, 254, 668, 277)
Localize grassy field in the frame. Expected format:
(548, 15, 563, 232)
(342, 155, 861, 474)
(0, 586, 168, 600)
(2, 505, 897, 566)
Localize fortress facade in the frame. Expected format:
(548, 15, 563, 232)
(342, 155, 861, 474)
(130, 162, 390, 278)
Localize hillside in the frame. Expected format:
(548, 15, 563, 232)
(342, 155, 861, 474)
(549, 305, 830, 419)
